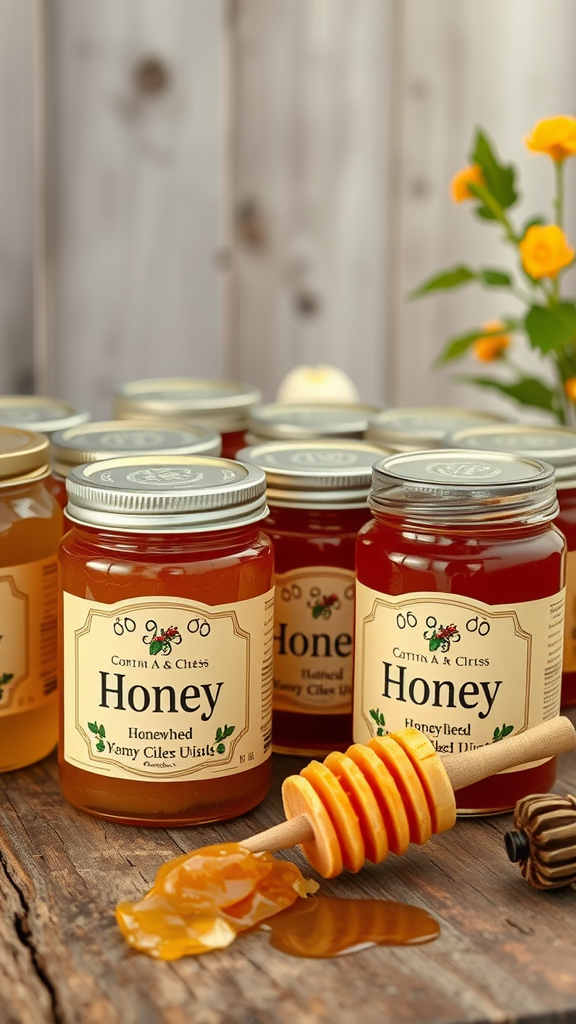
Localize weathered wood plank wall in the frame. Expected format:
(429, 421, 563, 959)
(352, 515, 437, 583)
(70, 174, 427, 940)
(1, 0, 576, 418)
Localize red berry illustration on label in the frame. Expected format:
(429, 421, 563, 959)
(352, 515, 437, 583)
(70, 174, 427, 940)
(0, 672, 13, 703)
(308, 591, 340, 620)
(423, 617, 461, 652)
(143, 621, 182, 655)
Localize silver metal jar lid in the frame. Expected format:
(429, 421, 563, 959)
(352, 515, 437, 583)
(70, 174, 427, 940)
(51, 420, 222, 477)
(66, 455, 268, 533)
(247, 402, 383, 442)
(113, 377, 261, 433)
(365, 406, 506, 451)
(370, 449, 558, 525)
(445, 423, 576, 489)
(238, 439, 385, 508)
(0, 396, 89, 435)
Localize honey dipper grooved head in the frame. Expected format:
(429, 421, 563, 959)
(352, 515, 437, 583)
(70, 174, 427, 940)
(505, 793, 576, 889)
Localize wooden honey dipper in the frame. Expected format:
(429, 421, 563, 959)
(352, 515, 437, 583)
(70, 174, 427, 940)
(239, 717, 576, 878)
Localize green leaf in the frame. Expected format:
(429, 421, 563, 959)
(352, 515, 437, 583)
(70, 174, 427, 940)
(409, 265, 476, 297)
(88, 721, 99, 734)
(149, 640, 163, 655)
(98, 724, 106, 738)
(216, 743, 225, 755)
(96, 741, 105, 752)
(0, 673, 13, 685)
(456, 375, 558, 414)
(478, 268, 513, 287)
(470, 128, 518, 211)
(215, 727, 223, 742)
(223, 725, 235, 739)
(434, 319, 517, 367)
(502, 724, 514, 738)
(525, 303, 576, 354)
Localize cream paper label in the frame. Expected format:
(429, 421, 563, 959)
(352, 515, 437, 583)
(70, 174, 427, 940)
(273, 567, 355, 714)
(563, 549, 576, 673)
(0, 557, 58, 718)
(63, 589, 274, 781)
(354, 584, 565, 769)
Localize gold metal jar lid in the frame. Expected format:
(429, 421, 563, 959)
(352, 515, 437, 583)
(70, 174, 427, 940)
(365, 406, 506, 452)
(445, 423, 576, 489)
(0, 427, 51, 485)
(0, 395, 89, 435)
(238, 439, 385, 508)
(50, 420, 222, 478)
(113, 378, 261, 433)
(370, 449, 558, 525)
(247, 402, 383, 443)
(66, 455, 268, 532)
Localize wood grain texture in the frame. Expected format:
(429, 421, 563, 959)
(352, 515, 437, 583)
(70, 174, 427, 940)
(46, 0, 226, 419)
(0, 0, 36, 396)
(229, 0, 394, 406)
(1, 710, 575, 1023)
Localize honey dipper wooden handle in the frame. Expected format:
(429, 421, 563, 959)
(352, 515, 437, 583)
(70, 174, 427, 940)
(241, 814, 314, 855)
(441, 716, 576, 792)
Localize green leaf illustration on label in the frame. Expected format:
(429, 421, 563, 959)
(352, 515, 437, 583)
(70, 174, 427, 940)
(0, 672, 13, 702)
(369, 708, 386, 736)
(493, 723, 514, 742)
(88, 720, 106, 753)
(214, 723, 235, 754)
(143, 621, 182, 655)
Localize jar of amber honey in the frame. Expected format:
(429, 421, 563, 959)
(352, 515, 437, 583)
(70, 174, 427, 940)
(59, 455, 274, 826)
(446, 422, 576, 708)
(354, 449, 565, 815)
(113, 378, 261, 458)
(0, 395, 90, 509)
(0, 427, 62, 772)
(239, 439, 385, 757)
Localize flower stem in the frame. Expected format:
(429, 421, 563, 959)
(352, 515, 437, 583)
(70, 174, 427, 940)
(554, 160, 565, 230)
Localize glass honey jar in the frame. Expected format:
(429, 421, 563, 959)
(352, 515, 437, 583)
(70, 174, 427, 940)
(113, 378, 261, 458)
(59, 454, 274, 826)
(365, 406, 506, 452)
(445, 422, 576, 708)
(0, 427, 63, 772)
(354, 449, 565, 815)
(0, 395, 90, 509)
(238, 439, 385, 757)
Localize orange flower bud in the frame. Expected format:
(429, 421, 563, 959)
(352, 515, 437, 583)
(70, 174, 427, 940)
(525, 116, 576, 162)
(565, 378, 576, 403)
(450, 164, 485, 203)
(473, 320, 511, 362)
(519, 224, 574, 279)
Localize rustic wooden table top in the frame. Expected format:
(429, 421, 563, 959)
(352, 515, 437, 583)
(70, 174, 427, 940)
(2, 711, 576, 1024)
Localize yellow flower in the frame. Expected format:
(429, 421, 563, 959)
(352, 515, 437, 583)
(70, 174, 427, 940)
(450, 164, 485, 203)
(565, 378, 576, 403)
(519, 224, 574, 279)
(525, 116, 576, 162)
(473, 321, 511, 362)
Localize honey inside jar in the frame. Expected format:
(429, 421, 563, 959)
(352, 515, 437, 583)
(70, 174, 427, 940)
(0, 427, 62, 772)
(59, 455, 274, 826)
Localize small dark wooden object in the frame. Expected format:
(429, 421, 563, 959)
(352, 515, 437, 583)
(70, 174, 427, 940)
(505, 792, 576, 889)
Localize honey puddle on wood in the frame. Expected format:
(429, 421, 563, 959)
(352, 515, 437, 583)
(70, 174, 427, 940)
(259, 896, 440, 958)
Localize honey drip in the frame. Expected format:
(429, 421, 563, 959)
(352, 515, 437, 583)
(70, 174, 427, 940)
(261, 895, 440, 957)
(115, 842, 318, 960)
(116, 841, 440, 961)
